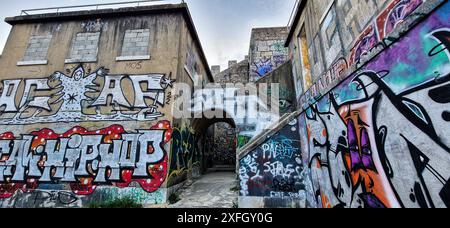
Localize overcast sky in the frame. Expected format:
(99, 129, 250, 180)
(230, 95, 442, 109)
(0, 0, 296, 70)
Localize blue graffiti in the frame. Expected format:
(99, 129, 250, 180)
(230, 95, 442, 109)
(254, 59, 273, 76)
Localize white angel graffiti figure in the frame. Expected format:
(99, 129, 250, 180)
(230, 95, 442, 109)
(50, 65, 108, 121)
(0, 65, 175, 124)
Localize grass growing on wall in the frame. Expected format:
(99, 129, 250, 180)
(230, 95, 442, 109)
(88, 197, 143, 208)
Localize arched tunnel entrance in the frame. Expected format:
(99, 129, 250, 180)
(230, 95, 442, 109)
(191, 111, 237, 174)
(169, 111, 239, 208)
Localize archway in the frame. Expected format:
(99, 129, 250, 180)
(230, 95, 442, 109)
(168, 110, 239, 208)
(191, 109, 237, 174)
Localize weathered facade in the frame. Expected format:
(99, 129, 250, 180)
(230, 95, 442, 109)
(287, 0, 435, 109)
(239, 0, 450, 208)
(249, 27, 289, 82)
(0, 3, 214, 208)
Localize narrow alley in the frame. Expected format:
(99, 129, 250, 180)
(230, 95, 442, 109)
(170, 172, 238, 208)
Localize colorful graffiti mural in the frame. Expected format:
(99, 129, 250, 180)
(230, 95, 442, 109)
(239, 119, 315, 207)
(0, 64, 176, 206)
(254, 58, 273, 77)
(0, 65, 175, 124)
(168, 126, 201, 186)
(0, 121, 172, 199)
(212, 123, 237, 166)
(237, 135, 252, 149)
(299, 0, 427, 109)
(298, 2, 450, 208)
(350, 0, 424, 67)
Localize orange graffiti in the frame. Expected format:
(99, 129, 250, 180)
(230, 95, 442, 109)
(321, 192, 333, 208)
(341, 108, 393, 208)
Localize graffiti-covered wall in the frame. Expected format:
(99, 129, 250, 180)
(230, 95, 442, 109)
(298, 1, 450, 208)
(240, 0, 450, 208)
(239, 118, 315, 208)
(249, 27, 289, 82)
(0, 64, 175, 207)
(288, 0, 430, 110)
(168, 125, 201, 186)
(0, 4, 212, 207)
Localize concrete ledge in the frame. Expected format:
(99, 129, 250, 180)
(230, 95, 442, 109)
(65, 58, 97, 64)
(17, 60, 48, 66)
(6, 4, 188, 25)
(116, 55, 150, 61)
(238, 196, 265, 208)
(239, 196, 308, 208)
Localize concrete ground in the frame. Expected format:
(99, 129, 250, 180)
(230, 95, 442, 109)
(169, 172, 238, 208)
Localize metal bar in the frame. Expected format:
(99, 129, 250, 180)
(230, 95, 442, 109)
(21, 0, 166, 15)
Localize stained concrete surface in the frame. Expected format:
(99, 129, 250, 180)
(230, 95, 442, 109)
(170, 172, 238, 208)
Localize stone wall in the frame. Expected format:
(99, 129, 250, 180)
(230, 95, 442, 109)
(214, 58, 249, 84)
(249, 27, 289, 82)
(212, 122, 236, 166)
(211, 65, 221, 76)
(209, 59, 250, 162)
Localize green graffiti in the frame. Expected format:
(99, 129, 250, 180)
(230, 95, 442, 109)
(169, 126, 200, 186)
(237, 135, 251, 149)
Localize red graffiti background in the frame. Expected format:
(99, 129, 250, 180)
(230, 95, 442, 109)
(0, 121, 172, 199)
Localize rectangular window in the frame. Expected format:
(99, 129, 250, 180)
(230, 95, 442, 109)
(65, 32, 100, 64)
(298, 26, 313, 91)
(17, 35, 52, 66)
(116, 29, 150, 61)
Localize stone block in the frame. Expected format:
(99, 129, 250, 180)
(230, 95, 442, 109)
(121, 29, 150, 57)
(85, 45, 97, 50)
(135, 41, 148, 47)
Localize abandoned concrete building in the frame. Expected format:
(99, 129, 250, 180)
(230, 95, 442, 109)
(0, 2, 216, 207)
(0, 0, 449, 208)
